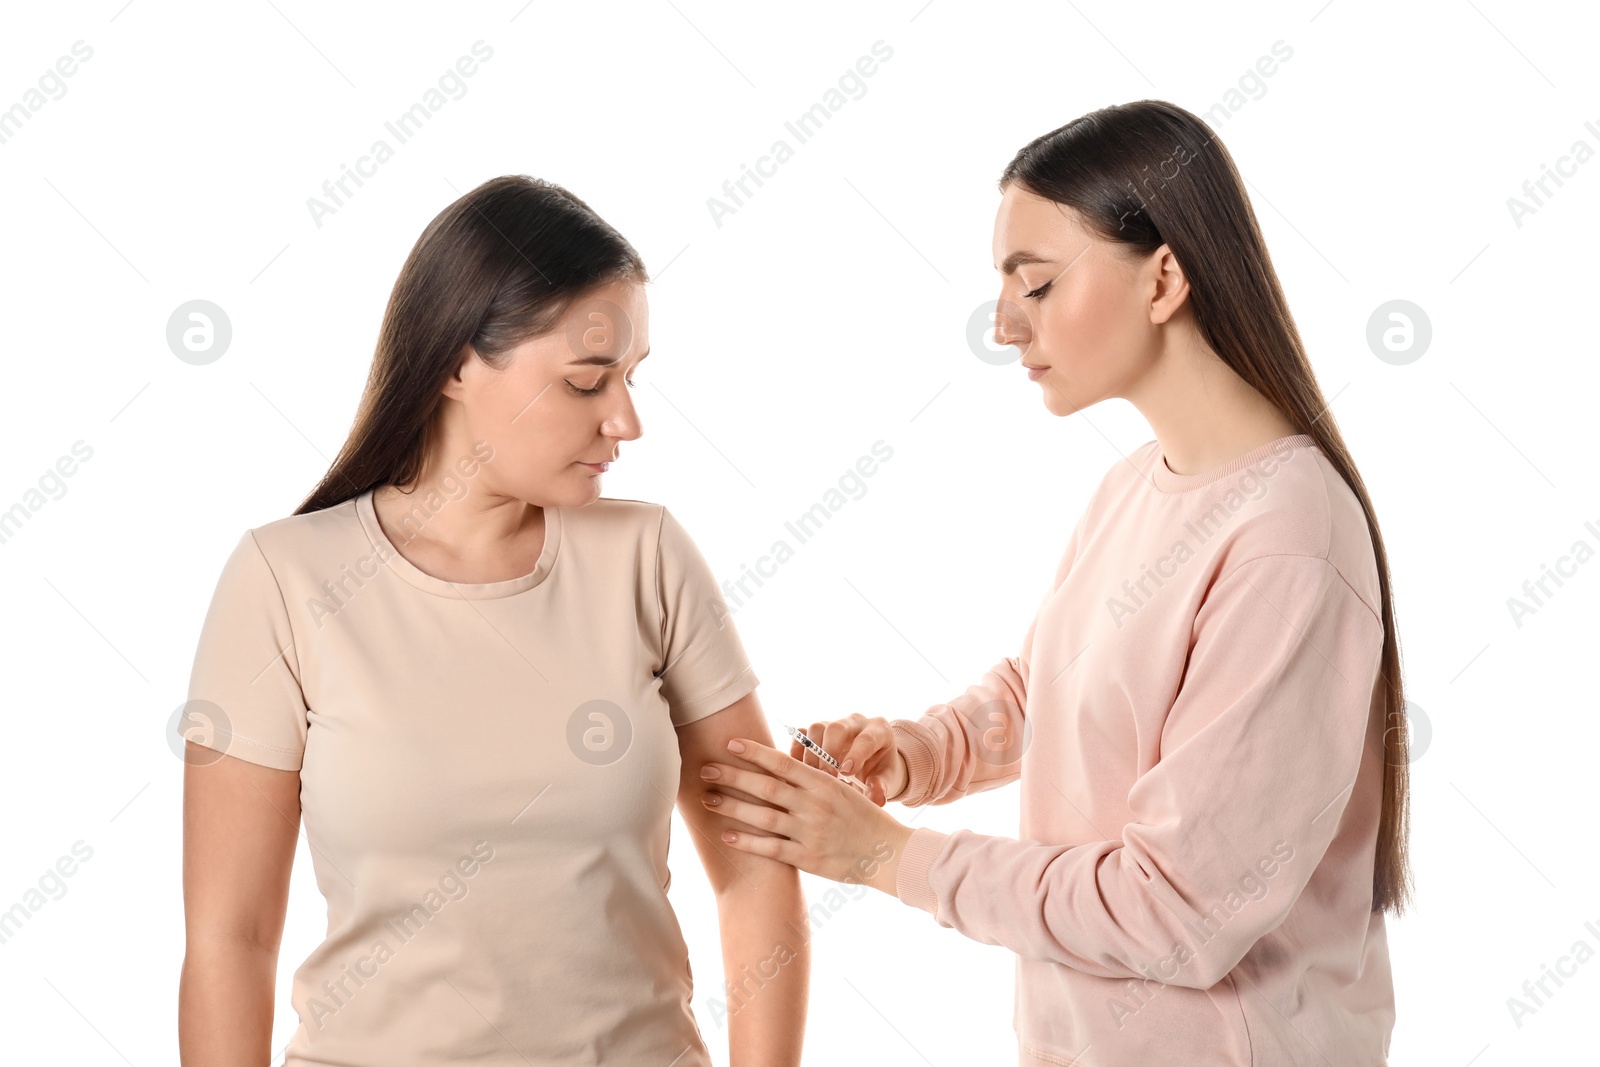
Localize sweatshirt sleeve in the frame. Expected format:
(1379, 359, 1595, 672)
(883, 629, 1035, 806)
(892, 553, 1385, 990)
(885, 519, 1081, 806)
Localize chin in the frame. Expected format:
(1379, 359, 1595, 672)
(566, 475, 608, 506)
(510, 477, 600, 510)
(1039, 373, 1098, 417)
(1040, 386, 1076, 417)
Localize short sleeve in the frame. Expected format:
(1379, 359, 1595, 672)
(185, 530, 310, 771)
(653, 507, 760, 727)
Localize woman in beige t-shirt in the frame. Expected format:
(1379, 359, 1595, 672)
(178, 176, 808, 1066)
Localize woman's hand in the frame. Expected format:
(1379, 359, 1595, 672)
(789, 714, 908, 806)
(703, 738, 914, 895)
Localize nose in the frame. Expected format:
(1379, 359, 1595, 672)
(992, 296, 1031, 349)
(601, 389, 643, 443)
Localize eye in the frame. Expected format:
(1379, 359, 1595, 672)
(565, 378, 638, 397)
(1023, 280, 1054, 300)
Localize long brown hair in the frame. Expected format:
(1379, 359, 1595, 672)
(294, 175, 648, 516)
(1001, 100, 1412, 915)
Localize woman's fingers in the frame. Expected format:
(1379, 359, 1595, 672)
(863, 775, 887, 807)
(716, 738, 833, 791)
(798, 719, 859, 774)
(800, 723, 825, 771)
(701, 790, 790, 837)
(827, 718, 901, 805)
(786, 716, 895, 792)
(822, 719, 856, 776)
(794, 721, 842, 767)
(839, 717, 893, 777)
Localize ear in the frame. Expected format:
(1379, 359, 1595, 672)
(1146, 243, 1191, 325)
(441, 343, 475, 402)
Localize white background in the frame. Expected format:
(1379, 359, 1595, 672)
(1, 0, 1596, 1063)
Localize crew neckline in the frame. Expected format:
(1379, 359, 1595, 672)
(1151, 434, 1319, 494)
(355, 487, 562, 599)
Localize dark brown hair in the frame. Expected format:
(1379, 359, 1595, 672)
(1000, 100, 1412, 915)
(294, 175, 648, 516)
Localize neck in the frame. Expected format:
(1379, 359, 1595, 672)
(379, 417, 540, 560)
(1124, 317, 1300, 475)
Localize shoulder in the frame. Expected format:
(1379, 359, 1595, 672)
(1298, 446, 1382, 622)
(563, 495, 671, 546)
(238, 495, 366, 577)
(575, 497, 718, 538)
(567, 495, 665, 525)
(1104, 438, 1380, 622)
(1216, 442, 1382, 623)
(561, 496, 706, 570)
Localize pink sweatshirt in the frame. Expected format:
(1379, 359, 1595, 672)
(888, 434, 1394, 1066)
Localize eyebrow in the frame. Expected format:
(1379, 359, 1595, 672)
(995, 251, 1055, 275)
(568, 347, 651, 367)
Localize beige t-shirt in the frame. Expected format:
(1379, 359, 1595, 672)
(186, 488, 760, 1066)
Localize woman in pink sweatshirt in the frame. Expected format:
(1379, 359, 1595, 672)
(702, 99, 1412, 1066)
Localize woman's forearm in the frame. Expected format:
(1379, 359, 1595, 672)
(716, 873, 809, 1067)
(179, 938, 278, 1065)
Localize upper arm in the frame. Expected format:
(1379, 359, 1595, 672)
(182, 529, 309, 951)
(182, 744, 301, 953)
(674, 689, 796, 898)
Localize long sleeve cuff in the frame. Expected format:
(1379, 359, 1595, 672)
(894, 826, 950, 914)
(887, 719, 939, 806)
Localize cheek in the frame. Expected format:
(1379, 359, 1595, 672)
(467, 380, 575, 460)
(1038, 289, 1102, 358)
(1048, 274, 1138, 361)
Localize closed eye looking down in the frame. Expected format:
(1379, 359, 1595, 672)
(566, 378, 637, 396)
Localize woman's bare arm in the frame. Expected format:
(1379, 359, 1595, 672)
(179, 742, 301, 1065)
(676, 690, 808, 1067)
